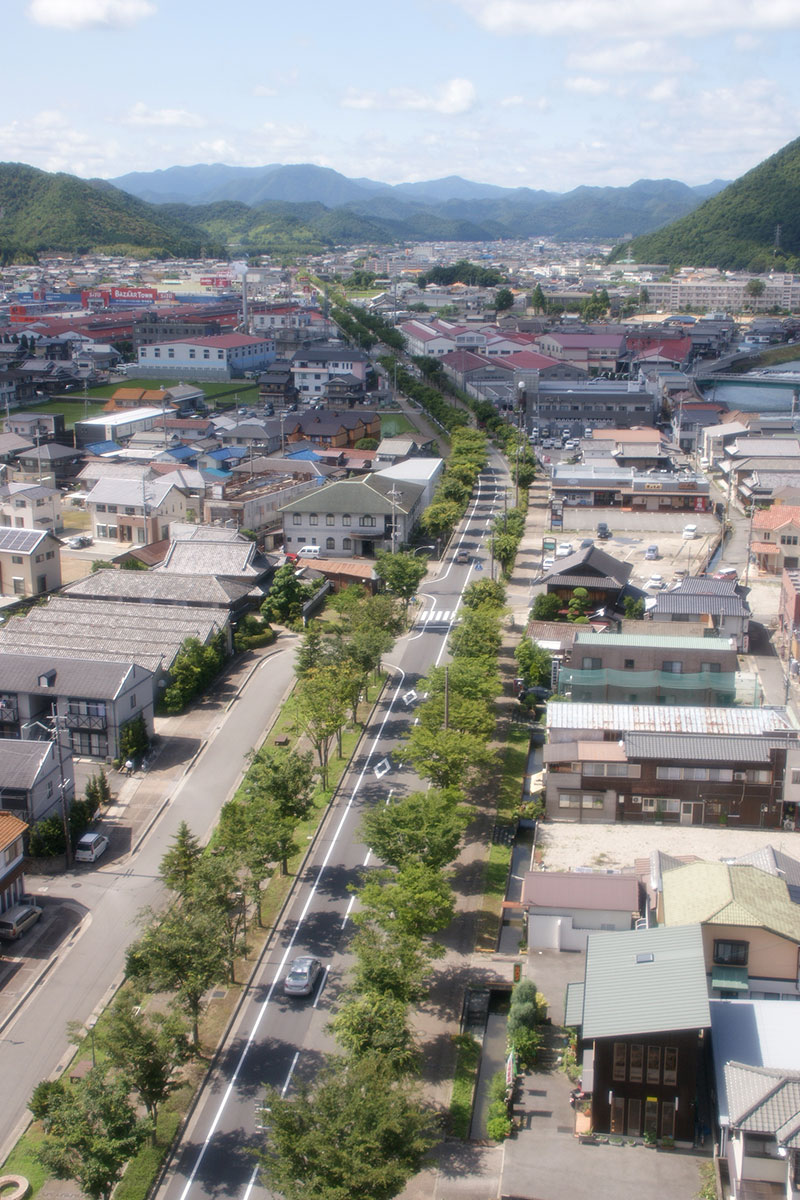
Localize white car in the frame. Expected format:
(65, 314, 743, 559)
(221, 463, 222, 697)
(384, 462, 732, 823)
(555, 542, 573, 558)
(644, 574, 665, 590)
(542, 556, 555, 571)
(74, 832, 109, 862)
(682, 523, 698, 540)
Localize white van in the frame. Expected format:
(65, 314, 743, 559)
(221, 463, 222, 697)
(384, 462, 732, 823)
(682, 523, 698, 540)
(297, 545, 320, 558)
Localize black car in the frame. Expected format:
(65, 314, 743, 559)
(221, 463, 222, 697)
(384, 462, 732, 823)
(596, 522, 612, 539)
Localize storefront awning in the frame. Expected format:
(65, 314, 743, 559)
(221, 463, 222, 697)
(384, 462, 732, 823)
(711, 965, 749, 991)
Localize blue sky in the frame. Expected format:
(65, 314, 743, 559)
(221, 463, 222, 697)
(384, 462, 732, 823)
(4, 0, 800, 192)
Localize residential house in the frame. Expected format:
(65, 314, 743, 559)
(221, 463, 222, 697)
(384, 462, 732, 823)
(526, 380, 658, 435)
(290, 347, 369, 398)
(647, 577, 750, 649)
(64, 568, 253, 620)
(287, 410, 381, 449)
(560, 631, 738, 705)
(658, 860, 800, 1000)
(257, 360, 298, 407)
(752, 507, 800, 574)
(373, 459, 444, 510)
(0, 653, 153, 761)
(0, 483, 62, 533)
(137, 333, 275, 379)
(202, 470, 323, 539)
(779, 569, 800, 656)
(710, 999, 800, 1198)
(280, 475, 426, 558)
(564, 924, 710, 1142)
(4, 411, 67, 443)
(14, 441, 84, 487)
(0, 527, 61, 597)
(0, 812, 29, 913)
(534, 331, 625, 374)
(85, 477, 189, 544)
(538, 545, 633, 609)
(156, 529, 273, 588)
(521, 871, 643, 951)
(0, 738, 73, 824)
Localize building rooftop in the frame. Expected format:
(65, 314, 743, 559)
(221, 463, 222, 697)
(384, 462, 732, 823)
(547, 702, 792, 737)
(573, 631, 737, 652)
(0, 739, 53, 790)
(662, 862, 800, 942)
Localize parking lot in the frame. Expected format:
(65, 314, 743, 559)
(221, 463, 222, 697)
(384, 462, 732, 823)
(540, 509, 722, 588)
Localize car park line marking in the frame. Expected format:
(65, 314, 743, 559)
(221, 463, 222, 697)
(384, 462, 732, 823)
(176, 666, 408, 1200)
(312, 967, 329, 1009)
(281, 1052, 299, 1097)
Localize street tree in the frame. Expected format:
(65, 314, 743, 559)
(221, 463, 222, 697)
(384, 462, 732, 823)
(34, 1069, 149, 1200)
(399, 723, 496, 790)
(374, 551, 427, 611)
(448, 608, 503, 659)
(245, 745, 315, 823)
(461, 577, 506, 610)
(490, 531, 519, 576)
(293, 666, 349, 786)
(419, 499, 462, 540)
(360, 788, 470, 871)
(351, 923, 438, 1003)
(515, 638, 553, 688)
(257, 1053, 435, 1200)
(417, 691, 494, 741)
(95, 992, 191, 1140)
(354, 863, 455, 939)
(159, 820, 202, 899)
(191, 853, 249, 981)
(126, 905, 228, 1047)
(423, 656, 501, 704)
(329, 992, 418, 1076)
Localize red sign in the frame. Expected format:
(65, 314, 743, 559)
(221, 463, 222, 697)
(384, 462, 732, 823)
(200, 276, 232, 288)
(110, 286, 157, 302)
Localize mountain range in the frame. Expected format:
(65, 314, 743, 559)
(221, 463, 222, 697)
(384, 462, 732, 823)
(0, 160, 731, 262)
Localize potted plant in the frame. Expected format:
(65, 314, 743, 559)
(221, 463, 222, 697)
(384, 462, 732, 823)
(643, 1129, 657, 1148)
(660, 1135, 675, 1151)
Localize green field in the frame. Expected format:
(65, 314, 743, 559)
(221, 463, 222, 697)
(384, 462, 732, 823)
(24, 400, 107, 428)
(380, 412, 418, 437)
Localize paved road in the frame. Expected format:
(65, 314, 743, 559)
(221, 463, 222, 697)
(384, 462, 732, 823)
(156, 457, 510, 1200)
(0, 645, 299, 1162)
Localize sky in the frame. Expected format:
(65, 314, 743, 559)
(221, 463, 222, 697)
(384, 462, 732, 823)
(4, 0, 800, 193)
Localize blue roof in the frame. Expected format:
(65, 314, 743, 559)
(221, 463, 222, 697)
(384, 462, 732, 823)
(286, 449, 322, 461)
(208, 446, 249, 461)
(85, 440, 122, 455)
(164, 445, 197, 461)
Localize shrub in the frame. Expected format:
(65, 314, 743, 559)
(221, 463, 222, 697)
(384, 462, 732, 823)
(28, 814, 66, 857)
(508, 1000, 539, 1033)
(119, 714, 150, 763)
(489, 1069, 509, 1103)
(486, 1100, 513, 1141)
(509, 1024, 542, 1069)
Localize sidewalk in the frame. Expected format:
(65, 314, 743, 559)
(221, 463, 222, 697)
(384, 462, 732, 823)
(0, 638, 296, 1036)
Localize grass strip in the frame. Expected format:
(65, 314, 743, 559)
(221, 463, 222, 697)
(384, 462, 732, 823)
(448, 1034, 482, 1138)
(474, 722, 529, 951)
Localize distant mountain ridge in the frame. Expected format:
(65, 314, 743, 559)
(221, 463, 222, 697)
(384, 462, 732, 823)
(111, 162, 726, 241)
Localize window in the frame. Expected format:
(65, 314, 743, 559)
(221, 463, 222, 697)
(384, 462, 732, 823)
(646, 1046, 661, 1084)
(629, 1044, 643, 1083)
(342, 537, 351, 550)
(12, 578, 24, 594)
(309, 514, 318, 526)
(326, 537, 335, 550)
(663, 1047, 678, 1087)
(293, 514, 302, 526)
(702, 662, 722, 673)
(359, 516, 376, 528)
(154, 348, 160, 358)
(326, 514, 335, 526)
(189, 349, 196, 359)
(342, 514, 351, 526)
(168, 349, 174, 358)
(781, 534, 799, 546)
(107, 505, 117, 514)
(792, 769, 800, 785)
(714, 939, 748, 966)
(203, 350, 210, 359)
(656, 766, 681, 780)
(610, 1096, 625, 1134)
(624, 659, 635, 670)
(582, 657, 602, 669)
(558, 794, 582, 809)
(642, 797, 680, 813)
(11, 555, 22, 564)
(613, 1043, 627, 1082)
(662, 661, 682, 673)
(45, 550, 54, 560)
(627, 1098, 641, 1137)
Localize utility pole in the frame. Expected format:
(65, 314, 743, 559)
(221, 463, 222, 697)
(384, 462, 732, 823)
(444, 665, 449, 730)
(743, 503, 756, 590)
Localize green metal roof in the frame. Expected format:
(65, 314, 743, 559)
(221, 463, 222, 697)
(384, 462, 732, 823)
(574, 631, 735, 651)
(580, 924, 710, 1039)
(711, 964, 749, 991)
(662, 863, 800, 943)
(564, 982, 585, 1027)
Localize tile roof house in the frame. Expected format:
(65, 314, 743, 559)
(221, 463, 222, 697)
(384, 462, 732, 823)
(539, 544, 632, 609)
(85, 476, 190, 546)
(0, 737, 74, 824)
(658, 860, 800, 1000)
(0, 526, 61, 597)
(647, 577, 750, 649)
(752, 506, 800, 574)
(280, 475, 426, 559)
(564, 924, 710, 1142)
(0, 482, 62, 533)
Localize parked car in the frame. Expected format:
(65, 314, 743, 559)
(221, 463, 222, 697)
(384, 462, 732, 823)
(682, 523, 698, 539)
(66, 534, 93, 549)
(714, 566, 739, 581)
(555, 542, 573, 558)
(75, 832, 109, 862)
(644, 544, 659, 560)
(283, 955, 323, 997)
(596, 522, 612, 539)
(542, 556, 555, 571)
(579, 538, 594, 550)
(644, 574, 665, 590)
(0, 903, 42, 940)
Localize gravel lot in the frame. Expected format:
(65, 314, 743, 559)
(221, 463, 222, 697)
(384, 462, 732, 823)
(536, 821, 800, 873)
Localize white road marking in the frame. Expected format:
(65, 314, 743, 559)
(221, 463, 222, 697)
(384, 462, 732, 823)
(312, 967, 328, 1009)
(281, 1052, 299, 1097)
(341, 894, 357, 930)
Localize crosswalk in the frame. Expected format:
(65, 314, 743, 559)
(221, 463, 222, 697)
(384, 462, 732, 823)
(416, 608, 459, 628)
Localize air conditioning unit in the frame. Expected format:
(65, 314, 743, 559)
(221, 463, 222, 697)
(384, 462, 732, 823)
(631, 795, 642, 805)
(734, 772, 746, 781)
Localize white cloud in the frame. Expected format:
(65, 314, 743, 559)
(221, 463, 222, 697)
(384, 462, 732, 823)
(565, 76, 611, 95)
(645, 78, 679, 102)
(0, 110, 120, 176)
(28, 0, 155, 30)
(123, 102, 205, 128)
(568, 39, 692, 73)
(252, 84, 277, 98)
(449, 0, 800, 38)
(342, 78, 477, 115)
(499, 94, 524, 107)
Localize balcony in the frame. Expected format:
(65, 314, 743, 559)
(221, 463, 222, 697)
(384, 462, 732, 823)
(65, 707, 107, 731)
(0, 698, 19, 723)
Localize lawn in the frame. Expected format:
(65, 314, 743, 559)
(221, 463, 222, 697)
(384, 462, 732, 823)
(475, 722, 529, 951)
(23, 400, 107, 428)
(380, 412, 418, 437)
(448, 1033, 482, 1137)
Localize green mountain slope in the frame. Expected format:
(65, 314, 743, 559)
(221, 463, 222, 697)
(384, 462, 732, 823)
(609, 138, 800, 269)
(0, 162, 222, 261)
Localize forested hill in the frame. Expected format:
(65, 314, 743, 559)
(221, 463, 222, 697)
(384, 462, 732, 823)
(608, 136, 800, 271)
(0, 162, 223, 262)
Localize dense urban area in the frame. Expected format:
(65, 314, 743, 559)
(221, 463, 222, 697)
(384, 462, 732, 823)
(5, 187, 800, 1200)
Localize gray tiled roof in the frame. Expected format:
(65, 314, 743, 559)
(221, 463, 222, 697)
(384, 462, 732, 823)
(578, 924, 710, 1039)
(734, 846, 800, 888)
(157, 541, 266, 578)
(624, 733, 782, 763)
(63, 569, 249, 607)
(652, 592, 749, 617)
(0, 738, 52, 789)
(725, 1063, 800, 1145)
(279, 476, 424, 516)
(0, 652, 140, 698)
(545, 545, 632, 586)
